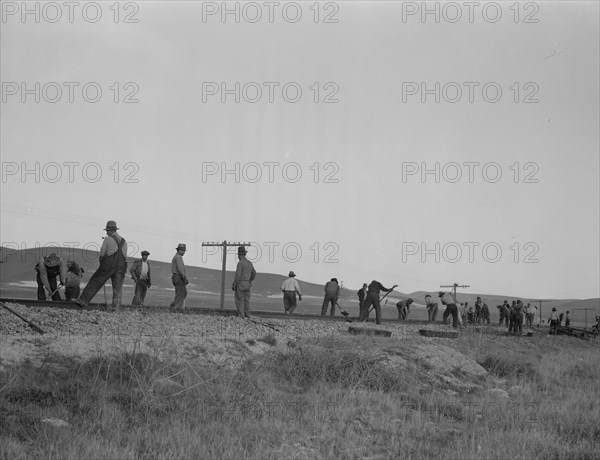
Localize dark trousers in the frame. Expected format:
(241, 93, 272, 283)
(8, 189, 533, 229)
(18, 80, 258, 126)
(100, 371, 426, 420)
(396, 305, 407, 321)
(321, 293, 337, 316)
(283, 291, 297, 313)
(427, 304, 438, 322)
(65, 285, 80, 301)
(132, 279, 149, 306)
(550, 319, 558, 334)
(171, 274, 187, 309)
(499, 311, 509, 326)
(79, 250, 126, 309)
(80, 268, 125, 309)
(481, 310, 490, 324)
(513, 313, 523, 334)
(36, 271, 61, 301)
(359, 292, 382, 324)
(235, 287, 251, 317)
(442, 303, 459, 327)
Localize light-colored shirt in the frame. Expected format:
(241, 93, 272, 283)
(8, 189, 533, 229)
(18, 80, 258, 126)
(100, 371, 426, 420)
(281, 277, 301, 294)
(439, 293, 457, 305)
(100, 232, 128, 258)
(37, 256, 67, 290)
(140, 261, 149, 279)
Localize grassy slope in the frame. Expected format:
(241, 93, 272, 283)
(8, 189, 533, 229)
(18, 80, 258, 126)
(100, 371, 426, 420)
(1, 331, 598, 459)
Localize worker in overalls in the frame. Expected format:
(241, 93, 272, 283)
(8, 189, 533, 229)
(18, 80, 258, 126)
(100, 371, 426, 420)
(74, 220, 128, 311)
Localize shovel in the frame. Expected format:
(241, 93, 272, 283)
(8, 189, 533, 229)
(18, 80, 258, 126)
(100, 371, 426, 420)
(336, 301, 349, 316)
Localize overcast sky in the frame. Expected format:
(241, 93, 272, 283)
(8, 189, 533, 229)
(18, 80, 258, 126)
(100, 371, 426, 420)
(1, 1, 598, 299)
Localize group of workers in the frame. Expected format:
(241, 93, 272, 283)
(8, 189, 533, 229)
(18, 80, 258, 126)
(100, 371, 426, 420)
(33, 221, 576, 331)
(34, 220, 256, 317)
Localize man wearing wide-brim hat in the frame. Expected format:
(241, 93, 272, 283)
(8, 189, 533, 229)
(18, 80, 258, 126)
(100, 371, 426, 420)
(170, 244, 189, 310)
(74, 220, 128, 311)
(281, 270, 302, 314)
(35, 252, 67, 301)
(130, 250, 152, 307)
(232, 246, 256, 318)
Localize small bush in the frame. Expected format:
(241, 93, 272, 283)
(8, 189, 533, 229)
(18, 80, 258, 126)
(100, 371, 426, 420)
(266, 345, 405, 392)
(478, 354, 538, 380)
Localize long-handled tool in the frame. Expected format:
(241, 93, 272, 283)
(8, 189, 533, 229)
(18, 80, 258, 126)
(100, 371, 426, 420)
(336, 301, 349, 316)
(103, 283, 109, 311)
(368, 284, 399, 314)
(48, 284, 64, 300)
(1, 302, 45, 334)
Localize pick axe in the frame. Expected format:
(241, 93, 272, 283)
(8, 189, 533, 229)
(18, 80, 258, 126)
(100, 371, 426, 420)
(369, 284, 399, 314)
(47, 284, 64, 300)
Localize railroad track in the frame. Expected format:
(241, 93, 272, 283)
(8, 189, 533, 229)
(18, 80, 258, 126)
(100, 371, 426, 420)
(0, 297, 362, 323)
(0, 297, 436, 325)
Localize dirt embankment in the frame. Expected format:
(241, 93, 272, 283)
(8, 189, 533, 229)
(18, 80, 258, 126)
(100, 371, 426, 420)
(1, 303, 490, 392)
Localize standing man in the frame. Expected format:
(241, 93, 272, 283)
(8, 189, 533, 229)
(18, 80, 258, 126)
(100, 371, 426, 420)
(321, 278, 340, 317)
(512, 300, 524, 334)
(357, 283, 368, 311)
(233, 246, 256, 318)
(64, 260, 84, 301)
(525, 302, 537, 328)
(130, 250, 152, 306)
(474, 297, 483, 324)
(170, 244, 188, 310)
(74, 220, 128, 311)
(481, 302, 490, 325)
(565, 310, 571, 327)
(439, 291, 460, 328)
(359, 281, 397, 325)
(281, 271, 302, 314)
(498, 300, 510, 327)
(396, 298, 413, 321)
(549, 307, 559, 334)
(35, 252, 67, 301)
(425, 294, 438, 322)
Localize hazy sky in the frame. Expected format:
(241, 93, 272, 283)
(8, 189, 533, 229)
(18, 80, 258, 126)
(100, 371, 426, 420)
(1, 1, 598, 299)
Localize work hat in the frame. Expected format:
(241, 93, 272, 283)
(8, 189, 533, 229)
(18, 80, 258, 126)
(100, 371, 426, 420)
(44, 253, 60, 267)
(552, 307, 556, 311)
(141, 250, 150, 256)
(238, 245, 247, 255)
(425, 294, 431, 298)
(477, 296, 481, 300)
(363, 283, 367, 287)
(104, 220, 118, 231)
(331, 278, 338, 283)
(288, 271, 296, 277)
(438, 292, 444, 297)
(176, 244, 187, 251)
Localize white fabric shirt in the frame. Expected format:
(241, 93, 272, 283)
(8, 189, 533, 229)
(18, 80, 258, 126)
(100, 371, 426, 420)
(140, 261, 149, 279)
(281, 277, 301, 294)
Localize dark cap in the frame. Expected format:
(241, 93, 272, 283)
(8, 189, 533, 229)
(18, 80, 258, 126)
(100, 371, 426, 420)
(176, 244, 187, 251)
(238, 246, 247, 255)
(141, 250, 150, 256)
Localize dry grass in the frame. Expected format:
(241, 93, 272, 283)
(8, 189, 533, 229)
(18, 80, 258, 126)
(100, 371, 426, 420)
(1, 331, 598, 459)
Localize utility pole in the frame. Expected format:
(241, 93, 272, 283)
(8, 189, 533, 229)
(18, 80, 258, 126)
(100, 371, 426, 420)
(574, 307, 596, 329)
(202, 241, 252, 310)
(527, 299, 551, 326)
(440, 283, 470, 303)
